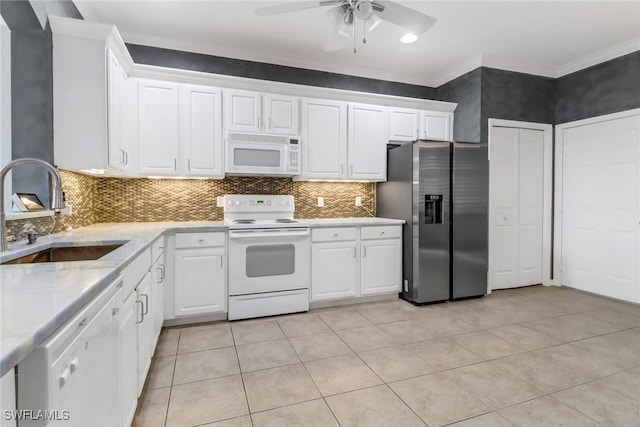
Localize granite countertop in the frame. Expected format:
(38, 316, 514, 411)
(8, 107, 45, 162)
(0, 217, 403, 376)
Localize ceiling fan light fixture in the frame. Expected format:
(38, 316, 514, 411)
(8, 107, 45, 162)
(366, 14, 382, 32)
(400, 32, 418, 44)
(354, 0, 374, 20)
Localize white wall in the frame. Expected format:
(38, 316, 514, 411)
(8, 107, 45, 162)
(0, 16, 12, 209)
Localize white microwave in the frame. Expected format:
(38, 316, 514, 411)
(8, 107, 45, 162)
(225, 132, 300, 176)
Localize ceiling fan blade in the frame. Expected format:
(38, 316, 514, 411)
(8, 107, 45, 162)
(256, 0, 342, 17)
(374, 0, 436, 35)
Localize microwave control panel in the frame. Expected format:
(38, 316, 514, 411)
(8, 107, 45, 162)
(289, 138, 300, 174)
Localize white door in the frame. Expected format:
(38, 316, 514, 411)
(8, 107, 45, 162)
(174, 247, 226, 316)
(179, 84, 223, 178)
(348, 103, 388, 181)
(311, 242, 358, 301)
(138, 80, 179, 176)
(561, 115, 640, 303)
(389, 107, 418, 141)
(419, 110, 450, 141)
(300, 98, 347, 180)
(225, 89, 261, 133)
(264, 94, 299, 135)
(360, 239, 402, 295)
(489, 127, 544, 289)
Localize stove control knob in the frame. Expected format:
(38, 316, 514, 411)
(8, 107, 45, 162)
(235, 200, 242, 206)
(227, 199, 233, 206)
(280, 200, 286, 206)
(287, 200, 292, 206)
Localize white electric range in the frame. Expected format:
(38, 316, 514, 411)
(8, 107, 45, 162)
(224, 195, 310, 320)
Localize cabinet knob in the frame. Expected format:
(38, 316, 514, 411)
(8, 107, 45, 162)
(333, 233, 338, 238)
(381, 231, 385, 235)
(198, 238, 204, 243)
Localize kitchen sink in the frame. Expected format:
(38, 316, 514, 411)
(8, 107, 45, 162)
(1, 244, 124, 265)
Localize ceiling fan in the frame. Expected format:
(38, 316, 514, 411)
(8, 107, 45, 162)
(255, 0, 436, 53)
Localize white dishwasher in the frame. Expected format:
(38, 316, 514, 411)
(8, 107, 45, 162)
(17, 278, 122, 427)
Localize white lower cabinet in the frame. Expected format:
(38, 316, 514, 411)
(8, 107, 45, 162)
(136, 272, 154, 395)
(118, 291, 138, 427)
(311, 225, 402, 302)
(174, 232, 227, 317)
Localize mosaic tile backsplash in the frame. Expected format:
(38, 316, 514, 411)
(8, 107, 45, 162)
(6, 171, 376, 237)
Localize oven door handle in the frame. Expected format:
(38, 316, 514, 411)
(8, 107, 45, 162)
(229, 230, 310, 240)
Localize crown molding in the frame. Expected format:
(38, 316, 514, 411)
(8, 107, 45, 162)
(431, 54, 483, 87)
(555, 37, 640, 77)
(480, 53, 557, 79)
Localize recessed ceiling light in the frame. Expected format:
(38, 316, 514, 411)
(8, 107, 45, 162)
(400, 33, 418, 44)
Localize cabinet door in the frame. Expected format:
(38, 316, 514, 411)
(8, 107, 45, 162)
(180, 84, 223, 178)
(136, 273, 154, 395)
(107, 48, 126, 171)
(419, 110, 450, 141)
(225, 89, 261, 133)
(389, 107, 418, 142)
(264, 94, 299, 135)
(174, 247, 226, 316)
(151, 255, 165, 341)
(360, 239, 402, 295)
(119, 292, 138, 427)
(300, 99, 347, 180)
(311, 242, 358, 301)
(138, 79, 179, 176)
(348, 103, 388, 181)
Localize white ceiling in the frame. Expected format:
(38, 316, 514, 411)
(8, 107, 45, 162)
(73, 1, 640, 87)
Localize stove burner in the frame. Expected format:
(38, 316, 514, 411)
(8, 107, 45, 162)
(275, 219, 298, 223)
(234, 219, 256, 224)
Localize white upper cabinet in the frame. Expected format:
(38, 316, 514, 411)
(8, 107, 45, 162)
(299, 98, 348, 180)
(348, 103, 388, 181)
(225, 89, 299, 135)
(419, 110, 451, 141)
(138, 79, 180, 176)
(179, 84, 223, 178)
(389, 107, 419, 142)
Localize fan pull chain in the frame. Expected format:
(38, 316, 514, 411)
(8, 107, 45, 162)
(353, 21, 357, 54)
(363, 19, 367, 44)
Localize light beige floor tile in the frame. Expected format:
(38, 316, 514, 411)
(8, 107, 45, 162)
(584, 307, 640, 328)
(251, 399, 339, 427)
(325, 385, 426, 427)
(488, 325, 562, 350)
(155, 328, 180, 357)
(447, 412, 515, 427)
(231, 318, 285, 345)
(596, 368, 640, 402)
(354, 302, 420, 324)
(236, 339, 300, 372)
(359, 346, 436, 382)
(318, 310, 373, 330)
(288, 332, 352, 362)
(571, 330, 640, 370)
(166, 375, 248, 427)
(418, 314, 480, 336)
(173, 347, 240, 385)
(242, 363, 321, 413)
(450, 331, 525, 360)
(533, 343, 623, 378)
(491, 352, 598, 394)
(146, 356, 175, 389)
(304, 354, 382, 396)
(444, 362, 544, 409)
(389, 373, 491, 426)
(406, 338, 483, 370)
(276, 313, 332, 337)
(553, 382, 640, 426)
(134, 387, 170, 427)
(336, 325, 397, 352)
(177, 323, 234, 354)
(524, 313, 623, 342)
(499, 396, 601, 427)
(201, 415, 252, 427)
(378, 318, 441, 343)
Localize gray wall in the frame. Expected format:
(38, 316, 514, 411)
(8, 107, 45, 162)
(555, 51, 640, 124)
(0, 0, 81, 206)
(126, 44, 437, 100)
(435, 68, 482, 142)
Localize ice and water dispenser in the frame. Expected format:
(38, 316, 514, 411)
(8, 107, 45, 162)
(425, 195, 443, 224)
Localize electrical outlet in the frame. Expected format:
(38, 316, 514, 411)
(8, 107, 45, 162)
(216, 196, 224, 207)
(317, 197, 324, 207)
(60, 204, 73, 216)
(355, 196, 362, 206)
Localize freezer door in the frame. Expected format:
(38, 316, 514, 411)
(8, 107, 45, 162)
(452, 142, 488, 299)
(416, 141, 451, 303)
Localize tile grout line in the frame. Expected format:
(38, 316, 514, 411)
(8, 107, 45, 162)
(230, 323, 255, 426)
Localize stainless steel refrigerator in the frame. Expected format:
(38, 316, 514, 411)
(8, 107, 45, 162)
(377, 140, 488, 303)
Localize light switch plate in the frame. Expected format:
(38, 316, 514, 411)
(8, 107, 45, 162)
(355, 196, 362, 206)
(317, 197, 324, 207)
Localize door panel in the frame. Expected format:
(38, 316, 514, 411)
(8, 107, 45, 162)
(311, 242, 357, 301)
(301, 99, 347, 179)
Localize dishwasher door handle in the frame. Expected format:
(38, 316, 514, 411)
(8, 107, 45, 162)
(136, 301, 145, 324)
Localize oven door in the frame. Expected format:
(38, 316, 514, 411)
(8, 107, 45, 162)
(226, 141, 290, 175)
(228, 228, 310, 295)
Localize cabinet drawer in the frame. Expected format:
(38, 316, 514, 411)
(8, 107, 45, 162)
(175, 232, 225, 249)
(122, 248, 151, 297)
(312, 227, 357, 242)
(361, 225, 402, 240)
(151, 236, 164, 262)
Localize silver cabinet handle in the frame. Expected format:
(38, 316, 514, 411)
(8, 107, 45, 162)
(333, 233, 338, 238)
(119, 149, 126, 165)
(174, 158, 178, 171)
(136, 301, 144, 323)
(219, 255, 223, 269)
(112, 307, 120, 317)
(352, 247, 356, 258)
(123, 150, 128, 165)
(187, 158, 191, 171)
(362, 246, 366, 257)
(257, 116, 261, 129)
(381, 231, 385, 236)
(198, 238, 204, 243)
(158, 264, 165, 282)
(141, 293, 149, 315)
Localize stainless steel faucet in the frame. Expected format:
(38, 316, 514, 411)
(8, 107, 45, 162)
(0, 158, 66, 251)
